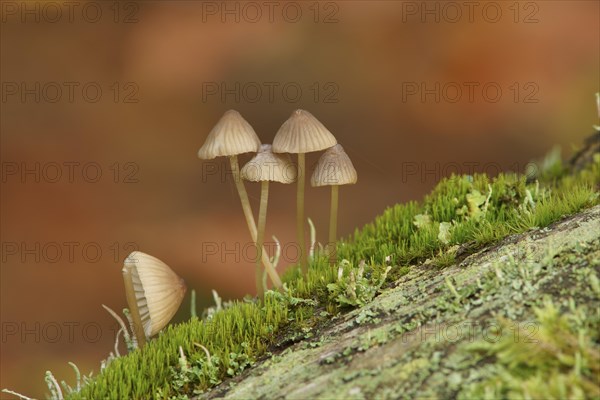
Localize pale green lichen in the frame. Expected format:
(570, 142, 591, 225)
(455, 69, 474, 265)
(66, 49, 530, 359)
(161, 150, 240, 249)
(459, 299, 600, 400)
(204, 208, 600, 400)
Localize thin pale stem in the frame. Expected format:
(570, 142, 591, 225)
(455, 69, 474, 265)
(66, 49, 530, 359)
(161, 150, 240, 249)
(297, 153, 307, 274)
(229, 156, 256, 238)
(256, 181, 269, 295)
(122, 267, 146, 348)
(329, 185, 339, 266)
(229, 156, 282, 288)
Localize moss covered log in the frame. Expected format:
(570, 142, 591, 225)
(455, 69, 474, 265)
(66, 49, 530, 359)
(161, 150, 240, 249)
(9, 144, 596, 399)
(207, 205, 600, 399)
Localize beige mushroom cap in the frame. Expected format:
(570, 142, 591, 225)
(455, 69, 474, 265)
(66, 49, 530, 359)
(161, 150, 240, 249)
(272, 109, 337, 154)
(198, 110, 261, 159)
(123, 252, 186, 337)
(311, 144, 357, 187)
(241, 144, 297, 184)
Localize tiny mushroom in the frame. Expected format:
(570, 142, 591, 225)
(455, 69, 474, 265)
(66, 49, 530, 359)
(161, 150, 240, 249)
(311, 144, 357, 265)
(272, 109, 337, 274)
(241, 144, 296, 295)
(122, 251, 186, 347)
(198, 110, 282, 289)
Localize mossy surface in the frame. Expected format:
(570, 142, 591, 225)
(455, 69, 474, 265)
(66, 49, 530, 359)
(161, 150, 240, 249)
(59, 154, 599, 399)
(207, 207, 600, 400)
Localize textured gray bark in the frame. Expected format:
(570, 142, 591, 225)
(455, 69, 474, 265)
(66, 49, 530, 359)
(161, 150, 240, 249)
(203, 205, 600, 400)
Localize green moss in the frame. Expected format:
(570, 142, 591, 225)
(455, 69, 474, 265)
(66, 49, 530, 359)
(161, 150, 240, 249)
(60, 157, 598, 399)
(71, 296, 289, 398)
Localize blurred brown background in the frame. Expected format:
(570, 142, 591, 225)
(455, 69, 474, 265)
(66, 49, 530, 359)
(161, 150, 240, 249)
(1, 1, 598, 397)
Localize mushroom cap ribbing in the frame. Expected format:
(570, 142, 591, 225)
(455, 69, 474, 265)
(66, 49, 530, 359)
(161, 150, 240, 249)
(311, 144, 357, 187)
(241, 144, 297, 184)
(272, 109, 337, 154)
(123, 252, 186, 337)
(198, 110, 261, 159)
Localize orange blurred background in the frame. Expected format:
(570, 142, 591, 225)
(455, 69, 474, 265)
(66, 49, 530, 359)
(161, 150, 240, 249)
(1, 1, 598, 397)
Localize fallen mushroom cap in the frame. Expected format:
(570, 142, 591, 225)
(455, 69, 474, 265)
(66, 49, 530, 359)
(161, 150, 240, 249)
(311, 144, 357, 187)
(241, 144, 297, 184)
(198, 110, 261, 159)
(272, 109, 337, 154)
(123, 251, 186, 337)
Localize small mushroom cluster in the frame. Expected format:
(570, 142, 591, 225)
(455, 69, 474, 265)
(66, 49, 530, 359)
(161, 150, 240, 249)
(112, 109, 356, 348)
(198, 109, 357, 294)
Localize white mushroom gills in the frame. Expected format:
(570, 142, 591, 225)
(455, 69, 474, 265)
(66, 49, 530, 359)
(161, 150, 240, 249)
(122, 251, 186, 345)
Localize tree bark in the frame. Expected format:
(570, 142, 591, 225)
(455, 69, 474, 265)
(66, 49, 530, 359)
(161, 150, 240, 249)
(204, 205, 600, 399)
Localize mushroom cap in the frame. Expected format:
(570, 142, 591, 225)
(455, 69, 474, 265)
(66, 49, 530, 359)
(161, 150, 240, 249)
(123, 251, 186, 337)
(198, 110, 261, 159)
(272, 109, 337, 154)
(311, 144, 357, 187)
(241, 144, 297, 184)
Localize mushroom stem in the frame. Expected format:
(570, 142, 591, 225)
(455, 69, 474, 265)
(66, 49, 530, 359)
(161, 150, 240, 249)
(328, 184, 339, 266)
(229, 156, 282, 288)
(296, 153, 307, 274)
(256, 180, 269, 295)
(229, 156, 256, 238)
(122, 267, 146, 348)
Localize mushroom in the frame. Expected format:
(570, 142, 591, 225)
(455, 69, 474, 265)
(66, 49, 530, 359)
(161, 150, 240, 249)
(272, 110, 337, 274)
(198, 110, 282, 289)
(311, 144, 357, 266)
(241, 144, 296, 295)
(122, 251, 186, 347)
